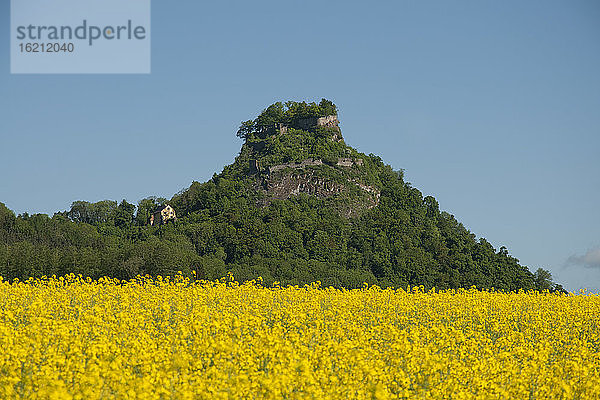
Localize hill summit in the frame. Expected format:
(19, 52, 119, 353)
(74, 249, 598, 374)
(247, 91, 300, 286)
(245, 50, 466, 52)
(229, 100, 380, 216)
(168, 100, 559, 291)
(0, 99, 562, 291)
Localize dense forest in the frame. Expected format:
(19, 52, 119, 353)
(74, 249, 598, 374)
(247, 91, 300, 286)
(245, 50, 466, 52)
(0, 100, 564, 291)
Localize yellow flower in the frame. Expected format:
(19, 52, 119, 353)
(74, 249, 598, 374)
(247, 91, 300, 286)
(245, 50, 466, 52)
(0, 274, 597, 399)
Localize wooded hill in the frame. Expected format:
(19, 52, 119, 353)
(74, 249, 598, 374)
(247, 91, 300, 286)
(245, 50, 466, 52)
(0, 100, 563, 291)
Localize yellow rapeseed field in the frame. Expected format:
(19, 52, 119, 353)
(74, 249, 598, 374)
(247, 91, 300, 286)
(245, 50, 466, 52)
(0, 274, 598, 399)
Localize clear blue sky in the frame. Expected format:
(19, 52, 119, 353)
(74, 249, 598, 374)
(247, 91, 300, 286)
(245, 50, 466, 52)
(1, 0, 599, 291)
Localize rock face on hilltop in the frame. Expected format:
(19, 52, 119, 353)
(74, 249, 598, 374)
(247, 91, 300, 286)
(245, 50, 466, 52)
(265, 168, 345, 200)
(258, 165, 379, 218)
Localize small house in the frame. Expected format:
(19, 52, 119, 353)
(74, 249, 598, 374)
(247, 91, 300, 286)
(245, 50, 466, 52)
(149, 205, 177, 226)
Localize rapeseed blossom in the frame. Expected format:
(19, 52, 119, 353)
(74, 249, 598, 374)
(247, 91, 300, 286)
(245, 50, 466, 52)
(0, 274, 598, 399)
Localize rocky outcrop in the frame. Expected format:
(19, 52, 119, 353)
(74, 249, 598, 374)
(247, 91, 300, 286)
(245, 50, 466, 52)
(264, 171, 344, 201)
(256, 161, 380, 216)
(296, 115, 340, 131)
(264, 158, 362, 174)
(337, 158, 363, 167)
(268, 159, 323, 174)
